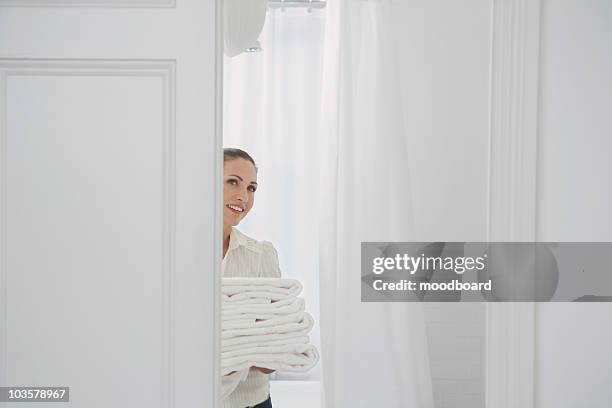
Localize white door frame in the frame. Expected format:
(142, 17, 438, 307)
(213, 1, 223, 407)
(486, 0, 541, 407)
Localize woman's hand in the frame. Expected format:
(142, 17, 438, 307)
(253, 366, 275, 374)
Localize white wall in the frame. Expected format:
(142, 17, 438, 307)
(536, 1, 612, 407)
(535, 305, 612, 407)
(537, 0, 612, 241)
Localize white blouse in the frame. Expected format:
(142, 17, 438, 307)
(222, 227, 281, 279)
(222, 228, 281, 408)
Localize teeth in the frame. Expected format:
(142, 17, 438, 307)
(227, 204, 244, 212)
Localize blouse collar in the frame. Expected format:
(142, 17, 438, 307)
(228, 227, 262, 254)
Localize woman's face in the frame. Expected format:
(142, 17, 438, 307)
(223, 158, 258, 229)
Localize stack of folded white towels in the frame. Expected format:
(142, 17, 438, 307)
(221, 278, 319, 400)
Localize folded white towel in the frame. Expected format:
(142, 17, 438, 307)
(220, 277, 318, 396)
(222, 342, 312, 360)
(221, 297, 271, 306)
(222, 330, 311, 350)
(223, 333, 309, 352)
(223, 311, 307, 330)
(222, 312, 314, 339)
(222, 277, 302, 293)
(222, 344, 319, 375)
(222, 295, 299, 309)
(222, 296, 304, 313)
(222, 297, 305, 320)
(222, 278, 303, 301)
(222, 291, 292, 303)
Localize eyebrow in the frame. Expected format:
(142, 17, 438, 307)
(228, 174, 258, 185)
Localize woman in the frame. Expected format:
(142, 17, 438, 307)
(222, 148, 279, 408)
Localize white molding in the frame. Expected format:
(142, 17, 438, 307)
(486, 303, 536, 408)
(0, 0, 175, 8)
(0, 70, 6, 387)
(0, 58, 176, 76)
(488, 0, 541, 242)
(160, 60, 177, 408)
(486, 0, 541, 407)
(0, 58, 176, 406)
(213, 0, 223, 405)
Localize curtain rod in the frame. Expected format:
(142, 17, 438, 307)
(268, 0, 326, 9)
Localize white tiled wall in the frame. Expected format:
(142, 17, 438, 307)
(424, 303, 486, 408)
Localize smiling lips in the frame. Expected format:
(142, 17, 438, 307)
(226, 204, 244, 213)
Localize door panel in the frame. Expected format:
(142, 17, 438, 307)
(0, 1, 220, 407)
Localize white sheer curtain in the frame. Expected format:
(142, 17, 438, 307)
(224, 0, 434, 404)
(318, 0, 434, 406)
(223, 6, 325, 381)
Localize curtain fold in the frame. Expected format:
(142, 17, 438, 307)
(318, 1, 434, 406)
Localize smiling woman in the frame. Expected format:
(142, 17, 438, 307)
(223, 148, 258, 255)
(221, 148, 281, 408)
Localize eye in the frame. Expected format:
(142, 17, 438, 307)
(247, 185, 257, 193)
(226, 178, 238, 186)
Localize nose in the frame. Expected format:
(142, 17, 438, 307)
(235, 188, 249, 203)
